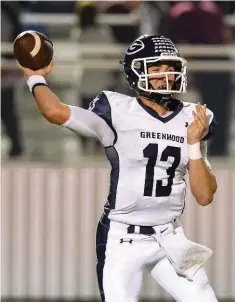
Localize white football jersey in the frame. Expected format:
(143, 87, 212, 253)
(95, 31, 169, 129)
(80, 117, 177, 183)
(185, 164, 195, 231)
(63, 91, 214, 226)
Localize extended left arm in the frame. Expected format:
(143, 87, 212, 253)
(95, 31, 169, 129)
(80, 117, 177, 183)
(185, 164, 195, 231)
(188, 141, 217, 206)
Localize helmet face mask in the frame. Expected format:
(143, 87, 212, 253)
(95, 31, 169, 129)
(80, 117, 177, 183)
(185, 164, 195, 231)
(132, 55, 187, 95)
(120, 35, 188, 104)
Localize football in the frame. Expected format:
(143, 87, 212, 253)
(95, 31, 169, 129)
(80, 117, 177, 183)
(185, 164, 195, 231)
(14, 30, 54, 70)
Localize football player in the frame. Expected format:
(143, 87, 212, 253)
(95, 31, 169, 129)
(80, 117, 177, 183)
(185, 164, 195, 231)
(18, 35, 218, 302)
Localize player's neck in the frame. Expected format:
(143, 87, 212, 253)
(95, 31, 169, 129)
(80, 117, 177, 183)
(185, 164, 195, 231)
(139, 96, 168, 116)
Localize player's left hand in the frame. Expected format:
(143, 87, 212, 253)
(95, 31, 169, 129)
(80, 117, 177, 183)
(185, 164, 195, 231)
(187, 103, 209, 144)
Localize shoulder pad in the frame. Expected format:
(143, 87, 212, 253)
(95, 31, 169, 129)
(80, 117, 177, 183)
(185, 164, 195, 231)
(201, 116, 217, 141)
(182, 101, 191, 107)
(102, 90, 132, 105)
(182, 102, 216, 140)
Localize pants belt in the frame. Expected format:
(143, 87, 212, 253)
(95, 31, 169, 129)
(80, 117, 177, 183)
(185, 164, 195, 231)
(100, 213, 180, 236)
(127, 225, 155, 235)
(127, 219, 178, 236)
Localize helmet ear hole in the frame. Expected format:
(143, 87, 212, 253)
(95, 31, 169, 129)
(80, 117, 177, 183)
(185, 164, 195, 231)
(123, 65, 138, 90)
(139, 80, 146, 88)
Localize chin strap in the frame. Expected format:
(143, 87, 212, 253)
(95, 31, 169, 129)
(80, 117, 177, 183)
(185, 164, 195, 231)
(138, 90, 172, 106)
(152, 93, 172, 105)
(147, 82, 172, 105)
(135, 79, 176, 108)
(140, 87, 172, 107)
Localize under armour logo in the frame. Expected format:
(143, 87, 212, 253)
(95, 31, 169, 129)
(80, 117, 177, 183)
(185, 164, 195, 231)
(120, 238, 133, 244)
(185, 122, 189, 127)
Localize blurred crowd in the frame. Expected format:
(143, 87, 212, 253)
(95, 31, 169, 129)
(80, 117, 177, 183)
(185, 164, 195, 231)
(1, 1, 235, 159)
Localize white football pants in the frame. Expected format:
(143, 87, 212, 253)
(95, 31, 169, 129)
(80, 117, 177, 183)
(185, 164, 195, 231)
(96, 214, 218, 302)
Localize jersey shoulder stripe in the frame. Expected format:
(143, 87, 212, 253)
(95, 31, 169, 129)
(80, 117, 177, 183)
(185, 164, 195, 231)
(88, 91, 118, 144)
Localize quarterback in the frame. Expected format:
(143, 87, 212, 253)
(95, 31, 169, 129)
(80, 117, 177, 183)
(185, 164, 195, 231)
(18, 35, 218, 302)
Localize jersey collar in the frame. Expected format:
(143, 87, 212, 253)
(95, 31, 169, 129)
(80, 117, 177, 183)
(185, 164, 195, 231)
(136, 97, 183, 123)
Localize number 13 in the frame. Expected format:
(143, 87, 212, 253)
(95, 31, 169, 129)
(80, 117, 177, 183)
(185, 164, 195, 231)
(143, 143, 181, 197)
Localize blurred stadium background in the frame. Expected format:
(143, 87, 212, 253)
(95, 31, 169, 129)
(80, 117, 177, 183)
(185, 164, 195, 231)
(1, 1, 235, 301)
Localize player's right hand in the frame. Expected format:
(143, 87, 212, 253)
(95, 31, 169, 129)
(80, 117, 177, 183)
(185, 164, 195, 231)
(17, 59, 54, 78)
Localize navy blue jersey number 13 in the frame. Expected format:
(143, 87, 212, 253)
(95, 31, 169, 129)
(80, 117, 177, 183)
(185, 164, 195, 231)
(143, 143, 181, 197)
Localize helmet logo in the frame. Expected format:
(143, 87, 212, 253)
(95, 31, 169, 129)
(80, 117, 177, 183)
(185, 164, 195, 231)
(126, 39, 145, 55)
